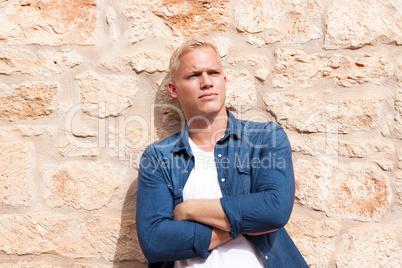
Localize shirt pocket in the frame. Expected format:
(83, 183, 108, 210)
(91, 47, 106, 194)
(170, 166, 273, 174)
(236, 165, 251, 195)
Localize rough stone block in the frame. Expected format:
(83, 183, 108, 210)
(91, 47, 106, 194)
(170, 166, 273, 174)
(102, 51, 169, 73)
(397, 54, 402, 87)
(0, 213, 144, 262)
(0, 142, 32, 206)
(336, 226, 401, 267)
(286, 216, 341, 267)
(44, 162, 124, 210)
(0, 82, 57, 121)
(0, 46, 82, 77)
(75, 71, 139, 118)
(113, 125, 168, 170)
(273, 48, 393, 88)
(294, 159, 391, 221)
(123, 0, 230, 43)
(57, 137, 100, 158)
(228, 55, 269, 67)
(0, 125, 57, 137)
(0, 0, 97, 45)
(225, 69, 257, 112)
(325, 0, 402, 49)
(394, 88, 402, 138)
(289, 133, 395, 161)
(288, 133, 369, 158)
(373, 158, 395, 171)
(0, 261, 112, 268)
(395, 170, 402, 203)
(264, 91, 383, 134)
(235, 0, 322, 45)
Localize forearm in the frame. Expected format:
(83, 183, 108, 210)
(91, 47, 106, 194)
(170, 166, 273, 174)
(174, 199, 231, 231)
(220, 190, 294, 238)
(138, 218, 212, 262)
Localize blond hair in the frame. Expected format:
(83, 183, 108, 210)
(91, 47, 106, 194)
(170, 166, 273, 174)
(169, 39, 221, 83)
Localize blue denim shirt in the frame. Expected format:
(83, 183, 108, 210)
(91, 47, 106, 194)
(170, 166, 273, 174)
(136, 110, 308, 268)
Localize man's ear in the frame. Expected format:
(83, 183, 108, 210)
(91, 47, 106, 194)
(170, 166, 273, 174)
(168, 81, 179, 98)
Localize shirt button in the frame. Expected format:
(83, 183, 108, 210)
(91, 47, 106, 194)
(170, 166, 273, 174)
(265, 256, 268, 260)
(184, 170, 188, 174)
(221, 178, 225, 182)
(218, 154, 222, 158)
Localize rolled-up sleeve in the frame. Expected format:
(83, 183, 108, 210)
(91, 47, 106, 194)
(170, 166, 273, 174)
(136, 146, 212, 262)
(220, 124, 295, 238)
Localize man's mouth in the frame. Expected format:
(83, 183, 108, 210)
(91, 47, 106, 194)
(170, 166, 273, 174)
(199, 93, 217, 99)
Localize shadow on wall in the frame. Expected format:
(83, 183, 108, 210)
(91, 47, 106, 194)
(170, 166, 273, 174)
(112, 178, 147, 268)
(113, 74, 184, 267)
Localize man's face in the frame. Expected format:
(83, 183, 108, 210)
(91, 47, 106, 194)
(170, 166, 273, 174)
(168, 46, 227, 120)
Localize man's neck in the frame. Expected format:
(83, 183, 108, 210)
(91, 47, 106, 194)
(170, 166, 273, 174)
(187, 111, 228, 152)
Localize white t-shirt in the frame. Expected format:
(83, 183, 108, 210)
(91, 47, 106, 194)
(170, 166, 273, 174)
(174, 138, 264, 268)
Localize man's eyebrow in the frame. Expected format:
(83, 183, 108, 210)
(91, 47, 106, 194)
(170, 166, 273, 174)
(185, 67, 221, 75)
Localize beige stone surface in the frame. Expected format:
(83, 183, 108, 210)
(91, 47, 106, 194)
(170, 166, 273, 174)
(335, 226, 401, 267)
(122, 1, 166, 44)
(102, 51, 169, 73)
(115, 125, 168, 169)
(228, 55, 269, 67)
(0, 125, 57, 137)
(264, 91, 382, 134)
(0, 142, 32, 206)
(106, 7, 118, 42)
(0, 82, 57, 121)
(57, 137, 100, 157)
(289, 133, 369, 158)
(235, 0, 322, 44)
(289, 133, 395, 161)
(0, 261, 112, 268)
(225, 69, 257, 112)
(0, 0, 97, 45)
(75, 71, 139, 118)
(325, 0, 402, 49)
(57, 121, 100, 157)
(397, 54, 402, 87)
(0, 46, 82, 76)
(212, 36, 231, 57)
(286, 216, 341, 267)
(0, 213, 144, 262)
(44, 162, 124, 210)
(123, 0, 230, 43)
(273, 48, 393, 88)
(395, 170, 402, 203)
(294, 159, 391, 221)
(255, 68, 269, 82)
(395, 88, 402, 138)
(373, 158, 395, 171)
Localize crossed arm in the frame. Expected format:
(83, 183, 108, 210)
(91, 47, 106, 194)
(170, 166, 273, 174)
(173, 198, 278, 250)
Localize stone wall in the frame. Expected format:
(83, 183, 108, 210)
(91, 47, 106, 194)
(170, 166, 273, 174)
(0, 0, 401, 267)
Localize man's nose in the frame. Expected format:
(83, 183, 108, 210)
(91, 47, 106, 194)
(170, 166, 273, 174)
(200, 73, 213, 89)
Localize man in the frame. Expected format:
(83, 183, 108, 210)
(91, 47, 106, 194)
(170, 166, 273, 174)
(136, 39, 308, 267)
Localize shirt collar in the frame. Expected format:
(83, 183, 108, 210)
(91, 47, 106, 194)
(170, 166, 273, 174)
(171, 109, 241, 154)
